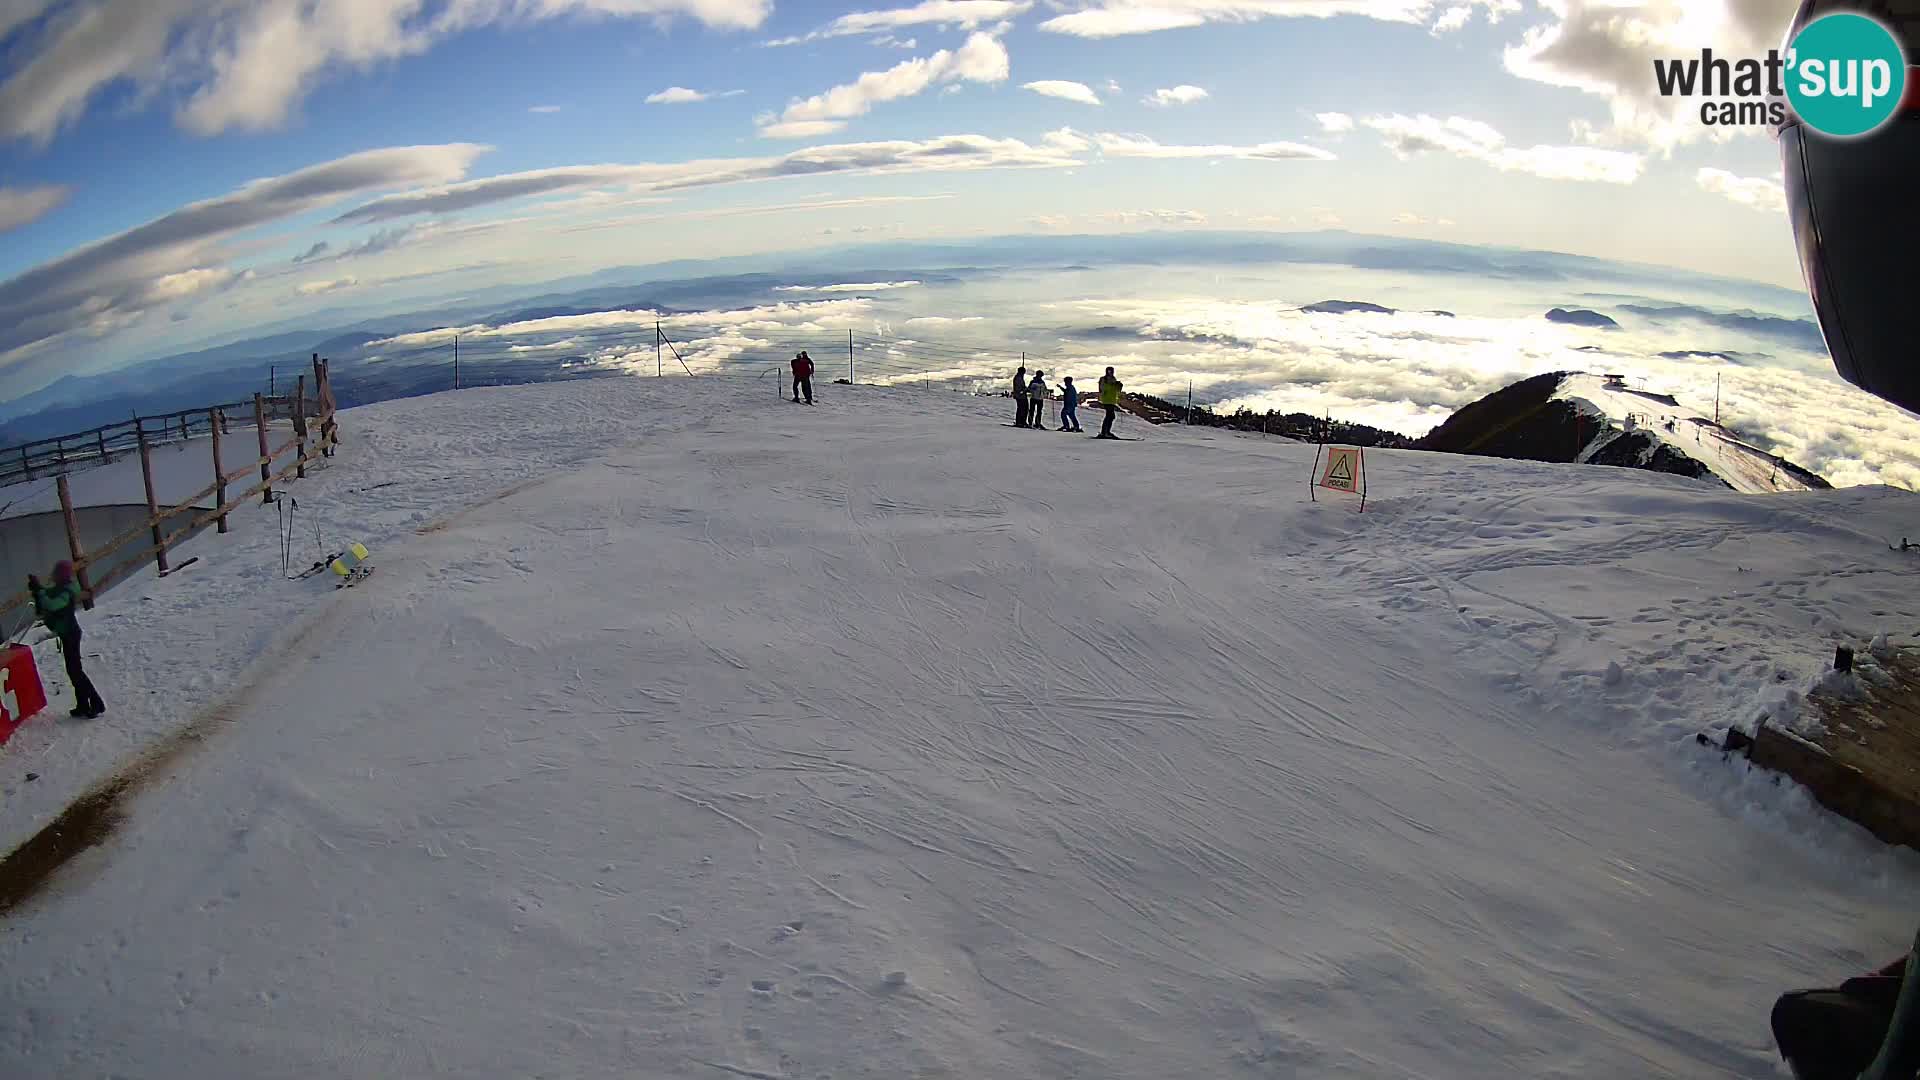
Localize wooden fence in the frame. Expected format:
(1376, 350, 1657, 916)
(0, 355, 339, 629)
(0, 391, 319, 490)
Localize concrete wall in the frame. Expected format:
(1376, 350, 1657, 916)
(0, 505, 213, 639)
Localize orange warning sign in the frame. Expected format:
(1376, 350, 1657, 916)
(1320, 448, 1358, 491)
(1309, 445, 1367, 510)
(1320, 447, 1361, 492)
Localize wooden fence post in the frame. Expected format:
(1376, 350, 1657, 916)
(315, 356, 337, 456)
(96, 428, 107, 463)
(56, 475, 94, 610)
(293, 374, 307, 479)
(19, 444, 29, 481)
(210, 408, 228, 534)
(136, 420, 169, 574)
(254, 393, 273, 504)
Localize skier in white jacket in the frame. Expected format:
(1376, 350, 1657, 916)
(1026, 371, 1049, 432)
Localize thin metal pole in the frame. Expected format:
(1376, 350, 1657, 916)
(656, 323, 662, 377)
(849, 329, 855, 385)
(454, 333, 460, 390)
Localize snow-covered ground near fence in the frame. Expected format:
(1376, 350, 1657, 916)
(1558, 373, 1817, 495)
(5, 378, 1920, 1078)
(0, 421, 299, 521)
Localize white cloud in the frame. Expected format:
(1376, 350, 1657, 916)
(759, 120, 850, 138)
(338, 134, 1079, 223)
(1145, 84, 1208, 107)
(1024, 80, 1102, 105)
(1042, 127, 1092, 152)
(367, 298, 876, 350)
(1025, 214, 1072, 228)
(0, 1, 774, 143)
(1092, 132, 1336, 161)
(0, 142, 487, 384)
(1392, 211, 1428, 225)
(1097, 209, 1208, 226)
(1364, 113, 1643, 183)
(759, 32, 1009, 137)
(1038, 0, 1519, 38)
(149, 267, 242, 302)
(765, 1, 1030, 44)
(1316, 112, 1355, 134)
(646, 86, 711, 104)
(645, 87, 742, 105)
(0, 184, 70, 233)
(1696, 167, 1786, 213)
(1431, 4, 1471, 32)
(528, 104, 563, 114)
(297, 276, 359, 296)
(774, 280, 923, 292)
(1502, 0, 1795, 151)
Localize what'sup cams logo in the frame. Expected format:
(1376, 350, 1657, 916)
(1654, 12, 1909, 137)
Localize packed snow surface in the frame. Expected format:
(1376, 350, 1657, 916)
(4, 378, 1919, 1078)
(1557, 373, 1817, 494)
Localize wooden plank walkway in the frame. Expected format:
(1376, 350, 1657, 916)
(1745, 646, 1920, 849)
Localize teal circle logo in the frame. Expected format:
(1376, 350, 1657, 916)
(1786, 13, 1908, 137)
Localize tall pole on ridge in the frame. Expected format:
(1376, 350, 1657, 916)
(849, 328, 855, 385)
(656, 322, 663, 377)
(453, 333, 460, 390)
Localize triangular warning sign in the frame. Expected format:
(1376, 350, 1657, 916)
(1326, 455, 1353, 487)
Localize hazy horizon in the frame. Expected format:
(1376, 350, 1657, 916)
(0, 0, 1816, 406)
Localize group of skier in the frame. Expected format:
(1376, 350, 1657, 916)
(789, 350, 1127, 441)
(1011, 364, 1124, 439)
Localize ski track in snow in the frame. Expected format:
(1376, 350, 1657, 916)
(4, 379, 1920, 1078)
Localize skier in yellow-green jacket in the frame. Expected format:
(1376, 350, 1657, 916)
(1095, 367, 1123, 440)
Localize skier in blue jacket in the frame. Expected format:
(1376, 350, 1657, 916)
(1057, 376, 1082, 431)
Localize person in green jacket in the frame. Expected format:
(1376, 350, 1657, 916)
(29, 560, 104, 718)
(1096, 367, 1123, 439)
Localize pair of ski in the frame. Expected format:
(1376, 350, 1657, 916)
(289, 541, 375, 588)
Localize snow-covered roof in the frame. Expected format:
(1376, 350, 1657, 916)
(1556, 372, 1817, 494)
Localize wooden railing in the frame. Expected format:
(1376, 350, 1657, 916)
(0, 356, 340, 628)
(0, 389, 317, 489)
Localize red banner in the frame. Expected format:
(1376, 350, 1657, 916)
(0, 643, 48, 746)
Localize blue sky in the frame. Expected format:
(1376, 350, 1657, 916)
(0, 0, 1809, 401)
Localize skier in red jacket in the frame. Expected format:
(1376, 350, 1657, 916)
(790, 351, 814, 405)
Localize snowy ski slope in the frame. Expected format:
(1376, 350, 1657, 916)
(1557, 373, 1819, 495)
(3, 378, 1919, 1078)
